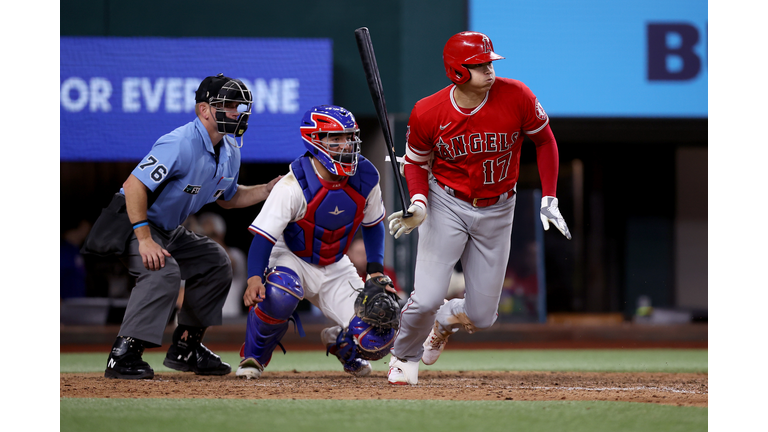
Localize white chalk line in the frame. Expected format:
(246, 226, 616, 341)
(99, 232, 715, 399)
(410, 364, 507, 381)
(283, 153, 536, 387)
(513, 386, 706, 395)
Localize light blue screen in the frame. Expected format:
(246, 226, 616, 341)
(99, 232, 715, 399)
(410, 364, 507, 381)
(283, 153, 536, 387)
(470, 0, 707, 117)
(60, 37, 333, 162)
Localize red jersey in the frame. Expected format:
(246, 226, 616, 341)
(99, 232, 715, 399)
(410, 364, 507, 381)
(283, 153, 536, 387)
(404, 77, 553, 200)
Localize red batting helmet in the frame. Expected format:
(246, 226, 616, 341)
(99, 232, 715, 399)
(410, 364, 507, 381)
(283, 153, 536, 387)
(443, 31, 505, 85)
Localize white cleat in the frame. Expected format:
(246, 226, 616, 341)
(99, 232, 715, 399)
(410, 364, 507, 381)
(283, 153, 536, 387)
(235, 358, 264, 380)
(422, 322, 454, 365)
(388, 355, 419, 385)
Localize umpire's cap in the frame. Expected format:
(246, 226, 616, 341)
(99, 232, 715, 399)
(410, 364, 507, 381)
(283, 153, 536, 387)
(195, 73, 232, 104)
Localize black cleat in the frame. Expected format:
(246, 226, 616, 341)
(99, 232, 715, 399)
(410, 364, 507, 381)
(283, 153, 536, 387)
(163, 342, 231, 375)
(162, 325, 231, 375)
(104, 336, 154, 380)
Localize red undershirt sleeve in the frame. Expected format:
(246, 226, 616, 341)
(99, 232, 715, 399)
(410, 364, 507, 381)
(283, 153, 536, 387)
(527, 124, 559, 197)
(403, 163, 430, 202)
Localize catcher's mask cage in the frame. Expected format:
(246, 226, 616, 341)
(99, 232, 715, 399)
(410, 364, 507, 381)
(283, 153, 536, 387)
(443, 31, 505, 85)
(300, 105, 361, 176)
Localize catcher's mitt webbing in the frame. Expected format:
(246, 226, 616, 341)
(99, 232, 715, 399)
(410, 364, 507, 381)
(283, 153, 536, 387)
(354, 275, 400, 330)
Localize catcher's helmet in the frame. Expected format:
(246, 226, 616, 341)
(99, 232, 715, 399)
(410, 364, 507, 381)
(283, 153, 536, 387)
(196, 73, 253, 146)
(300, 105, 361, 176)
(443, 31, 505, 85)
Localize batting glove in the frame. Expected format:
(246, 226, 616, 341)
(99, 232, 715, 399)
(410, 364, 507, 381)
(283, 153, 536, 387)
(540, 196, 572, 240)
(387, 195, 427, 239)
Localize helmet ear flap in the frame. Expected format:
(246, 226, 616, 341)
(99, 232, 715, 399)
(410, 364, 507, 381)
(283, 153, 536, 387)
(445, 63, 470, 85)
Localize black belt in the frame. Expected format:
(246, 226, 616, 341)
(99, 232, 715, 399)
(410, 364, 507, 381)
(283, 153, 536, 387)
(436, 180, 513, 208)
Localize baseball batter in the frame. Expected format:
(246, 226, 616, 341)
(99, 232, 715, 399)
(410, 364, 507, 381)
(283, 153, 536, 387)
(387, 31, 572, 385)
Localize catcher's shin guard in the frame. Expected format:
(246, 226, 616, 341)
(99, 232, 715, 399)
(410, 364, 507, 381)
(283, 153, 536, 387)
(240, 267, 305, 370)
(242, 306, 291, 369)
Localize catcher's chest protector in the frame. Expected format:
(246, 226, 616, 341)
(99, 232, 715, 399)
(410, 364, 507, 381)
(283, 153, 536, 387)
(284, 155, 378, 266)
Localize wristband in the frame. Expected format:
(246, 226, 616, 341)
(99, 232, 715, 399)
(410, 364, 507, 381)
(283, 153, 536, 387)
(366, 262, 384, 275)
(132, 220, 149, 230)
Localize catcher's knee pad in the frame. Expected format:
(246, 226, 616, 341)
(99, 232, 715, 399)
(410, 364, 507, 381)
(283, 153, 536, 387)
(258, 266, 304, 321)
(330, 316, 396, 362)
(242, 267, 305, 368)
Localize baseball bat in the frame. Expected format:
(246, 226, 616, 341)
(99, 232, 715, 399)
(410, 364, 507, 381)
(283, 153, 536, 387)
(354, 27, 412, 218)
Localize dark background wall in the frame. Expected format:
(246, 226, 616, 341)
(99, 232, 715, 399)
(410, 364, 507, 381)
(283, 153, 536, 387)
(60, 0, 707, 318)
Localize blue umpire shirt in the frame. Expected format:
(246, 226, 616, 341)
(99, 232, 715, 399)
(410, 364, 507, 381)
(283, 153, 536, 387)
(121, 117, 241, 231)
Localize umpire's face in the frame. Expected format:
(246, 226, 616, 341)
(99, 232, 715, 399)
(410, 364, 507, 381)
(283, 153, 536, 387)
(213, 101, 242, 120)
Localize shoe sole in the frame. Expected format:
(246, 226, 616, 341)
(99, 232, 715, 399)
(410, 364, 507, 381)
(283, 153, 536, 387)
(163, 358, 231, 375)
(421, 351, 442, 365)
(104, 369, 154, 380)
(347, 366, 372, 377)
(387, 367, 411, 385)
(236, 368, 262, 379)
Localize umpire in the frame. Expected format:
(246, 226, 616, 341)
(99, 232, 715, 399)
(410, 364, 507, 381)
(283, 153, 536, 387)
(82, 74, 280, 380)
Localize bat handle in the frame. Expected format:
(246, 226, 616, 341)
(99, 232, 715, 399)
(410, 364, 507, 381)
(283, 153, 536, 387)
(402, 210, 413, 219)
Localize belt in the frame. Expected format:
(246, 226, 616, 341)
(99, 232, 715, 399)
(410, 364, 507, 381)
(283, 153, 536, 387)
(436, 180, 513, 208)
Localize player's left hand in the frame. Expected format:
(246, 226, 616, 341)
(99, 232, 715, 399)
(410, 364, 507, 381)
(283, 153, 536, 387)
(367, 272, 397, 294)
(388, 197, 427, 239)
(540, 196, 572, 240)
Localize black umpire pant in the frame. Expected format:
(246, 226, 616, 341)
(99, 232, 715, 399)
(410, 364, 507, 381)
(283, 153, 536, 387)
(118, 225, 232, 347)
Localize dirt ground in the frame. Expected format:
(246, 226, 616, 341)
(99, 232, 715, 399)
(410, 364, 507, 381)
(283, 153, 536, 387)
(60, 370, 707, 407)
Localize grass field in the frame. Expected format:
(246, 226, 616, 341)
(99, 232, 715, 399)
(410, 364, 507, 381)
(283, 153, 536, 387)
(60, 349, 708, 432)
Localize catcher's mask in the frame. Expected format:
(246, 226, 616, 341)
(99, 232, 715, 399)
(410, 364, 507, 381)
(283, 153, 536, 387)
(300, 105, 361, 176)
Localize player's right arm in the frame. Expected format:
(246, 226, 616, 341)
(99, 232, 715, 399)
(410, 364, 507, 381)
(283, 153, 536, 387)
(244, 174, 303, 306)
(123, 174, 171, 271)
(388, 111, 430, 238)
(402, 112, 431, 207)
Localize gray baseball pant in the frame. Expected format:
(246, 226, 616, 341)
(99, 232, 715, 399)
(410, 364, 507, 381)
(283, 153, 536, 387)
(118, 225, 232, 347)
(392, 178, 516, 362)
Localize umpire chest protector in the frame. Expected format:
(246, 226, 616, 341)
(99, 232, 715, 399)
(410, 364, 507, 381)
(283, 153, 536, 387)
(284, 155, 378, 266)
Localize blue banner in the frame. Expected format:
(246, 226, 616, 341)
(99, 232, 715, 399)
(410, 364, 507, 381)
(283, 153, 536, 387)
(470, 0, 707, 117)
(60, 37, 333, 162)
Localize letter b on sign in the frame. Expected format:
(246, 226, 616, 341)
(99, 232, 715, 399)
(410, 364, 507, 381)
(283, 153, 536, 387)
(647, 23, 702, 81)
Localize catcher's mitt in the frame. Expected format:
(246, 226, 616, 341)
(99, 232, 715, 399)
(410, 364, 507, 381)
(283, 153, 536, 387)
(354, 275, 400, 330)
